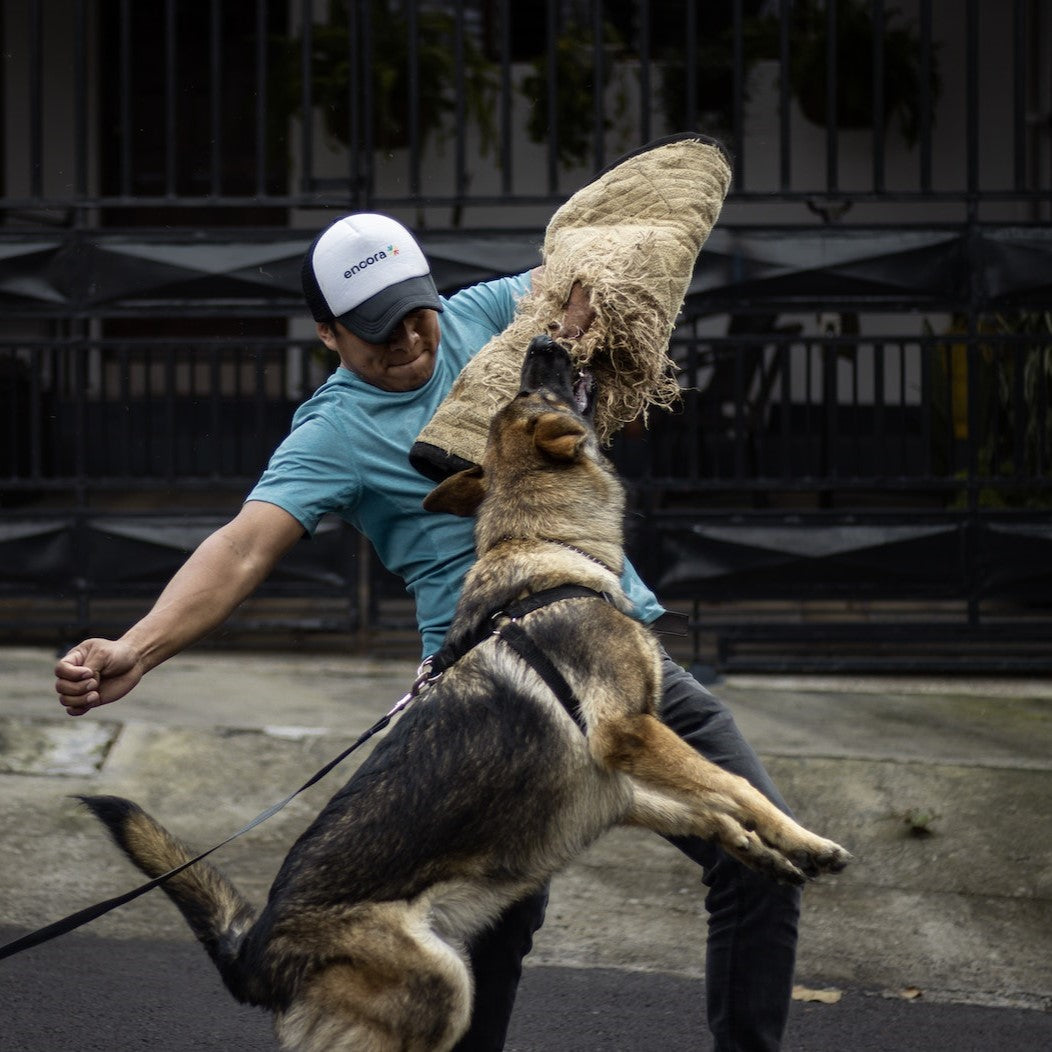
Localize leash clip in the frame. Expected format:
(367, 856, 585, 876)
(412, 656, 443, 696)
(383, 657, 441, 721)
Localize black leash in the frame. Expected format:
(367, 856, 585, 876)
(1, 587, 609, 963)
(0, 666, 437, 963)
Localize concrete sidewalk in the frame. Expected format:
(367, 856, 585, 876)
(2, 645, 1050, 1038)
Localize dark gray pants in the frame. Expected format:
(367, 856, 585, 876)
(453, 653, 801, 1052)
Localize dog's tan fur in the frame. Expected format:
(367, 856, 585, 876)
(82, 337, 848, 1051)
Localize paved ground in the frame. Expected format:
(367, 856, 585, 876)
(1, 645, 1050, 1049)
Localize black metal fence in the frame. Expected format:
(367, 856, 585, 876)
(2, 1, 1050, 670)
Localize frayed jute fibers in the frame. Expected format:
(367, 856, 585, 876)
(410, 134, 733, 481)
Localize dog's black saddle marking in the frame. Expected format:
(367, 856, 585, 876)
(429, 584, 614, 732)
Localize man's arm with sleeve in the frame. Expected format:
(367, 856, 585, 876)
(54, 501, 305, 715)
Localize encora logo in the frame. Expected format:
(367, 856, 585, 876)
(344, 244, 397, 280)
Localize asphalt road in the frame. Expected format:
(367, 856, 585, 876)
(3, 925, 1050, 1051)
(3, 647, 1050, 1050)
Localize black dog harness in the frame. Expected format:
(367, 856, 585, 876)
(426, 584, 617, 732)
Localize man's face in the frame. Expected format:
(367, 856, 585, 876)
(317, 308, 441, 392)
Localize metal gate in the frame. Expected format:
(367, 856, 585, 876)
(2, 1, 1050, 670)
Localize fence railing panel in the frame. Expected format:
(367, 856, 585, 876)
(1, 0, 1049, 668)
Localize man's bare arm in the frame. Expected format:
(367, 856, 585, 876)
(54, 501, 305, 715)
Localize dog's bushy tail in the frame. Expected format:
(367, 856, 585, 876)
(78, 795, 257, 1002)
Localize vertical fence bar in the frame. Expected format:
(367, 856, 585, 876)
(918, 339, 932, 478)
(871, 0, 885, 193)
(255, 0, 268, 196)
(919, 0, 933, 192)
(825, 0, 839, 192)
(2, 350, 13, 482)
(1012, 337, 1026, 479)
(966, 0, 979, 198)
(592, 0, 605, 172)
(898, 342, 908, 475)
(119, 343, 132, 475)
(637, 0, 652, 144)
(1036, 338, 1049, 477)
(165, 0, 177, 197)
(851, 341, 861, 474)
(780, 341, 792, 479)
(454, 0, 467, 208)
(30, 345, 45, 481)
(684, 0, 697, 130)
(1013, 0, 1027, 191)
(686, 330, 701, 481)
(407, 0, 421, 199)
(779, 0, 791, 191)
(164, 345, 177, 481)
(210, 0, 223, 197)
(299, 0, 314, 195)
(361, 0, 374, 198)
(823, 341, 837, 480)
(873, 341, 886, 478)
(74, 0, 88, 200)
(733, 339, 747, 480)
(732, 0, 745, 187)
(29, 0, 43, 197)
(346, 0, 361, 203)
(210, 343, 222, 479)
(499, 0, 513, 194)
(545, 0, 559, 193)
(120, 0, 132, 197)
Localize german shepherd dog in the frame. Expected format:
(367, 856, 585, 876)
(81, 336, 849, 1051)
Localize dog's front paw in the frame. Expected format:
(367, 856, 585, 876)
(789, 837, 852, 879)
(713, 816, 812, 885)
(717, 814, 852, 885)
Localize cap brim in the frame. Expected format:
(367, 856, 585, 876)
(337, 274, 443, 343)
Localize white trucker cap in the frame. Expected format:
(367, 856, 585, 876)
(301, 213, 443, 342)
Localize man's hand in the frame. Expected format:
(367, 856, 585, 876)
(54, 640, 144, 716)
(553, 281, 595, 341)
(531, 269, 595, 341)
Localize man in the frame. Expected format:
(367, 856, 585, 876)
(54, 211, 801, 1051)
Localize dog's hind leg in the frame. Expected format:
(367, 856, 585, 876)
(273, 904, 472, 1052)
(596, 714, 851, 883)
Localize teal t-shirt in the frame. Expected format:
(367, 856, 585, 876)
(247, 272, 664, 656)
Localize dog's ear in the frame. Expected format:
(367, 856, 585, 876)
(534, 413, 588, 462)
(423, 466, 487, 516)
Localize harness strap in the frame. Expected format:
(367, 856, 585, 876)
(428, 584, 611, 678)
(497, 620, 587, 732)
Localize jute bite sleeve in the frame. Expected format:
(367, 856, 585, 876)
(410, 133, 733, 482)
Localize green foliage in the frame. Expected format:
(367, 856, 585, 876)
(284, 0, 497, 154)
(788, 0, 941, 146)
(928, 311, 1052, 506)
(520, 19, 630, 168)
(658, 12, 779, 139)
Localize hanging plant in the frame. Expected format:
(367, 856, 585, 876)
(520, 18, 630, 168)
(788, 0, 940, 146)
(282, 0, 498, 154)
(658, 6, 779, 139)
